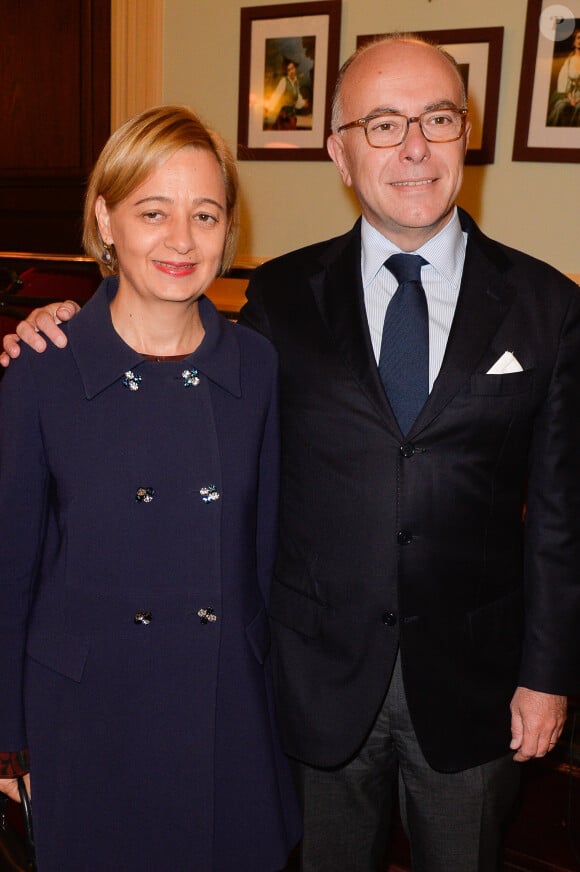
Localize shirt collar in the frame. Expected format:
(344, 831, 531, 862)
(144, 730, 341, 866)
(68, 276, 242, 399)
(361, 207, 466, 289)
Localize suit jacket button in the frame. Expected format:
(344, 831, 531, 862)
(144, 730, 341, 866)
(382, 611, 397, 626)
(397, 530, 412, 545)
(400, 443, 415, 458)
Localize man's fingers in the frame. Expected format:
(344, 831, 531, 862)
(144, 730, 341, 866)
(510, 688, 567, 762)
(16, 319, 48, 352)
(0, 334, 22, 366)
(54, 301, 80, 322)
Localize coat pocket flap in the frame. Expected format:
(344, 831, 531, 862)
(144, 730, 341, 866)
(26, 630, 89, 683)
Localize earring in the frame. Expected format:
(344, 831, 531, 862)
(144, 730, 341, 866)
(101, 243, 112, 265)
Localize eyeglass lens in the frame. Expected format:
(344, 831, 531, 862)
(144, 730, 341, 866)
(366, 110, 464, 146)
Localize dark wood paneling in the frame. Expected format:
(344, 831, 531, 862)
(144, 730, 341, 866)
(0, 0, 111, 253)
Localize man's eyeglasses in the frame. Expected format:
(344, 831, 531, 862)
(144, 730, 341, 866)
(337, 108, 468, 148)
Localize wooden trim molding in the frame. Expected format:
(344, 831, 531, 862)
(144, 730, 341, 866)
(110, 0, 163, 131)
(1, 250, 577, 324)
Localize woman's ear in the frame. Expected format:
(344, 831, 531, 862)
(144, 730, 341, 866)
(95, 196, 113, 245)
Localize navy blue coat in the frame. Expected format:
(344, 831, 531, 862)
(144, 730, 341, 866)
(0, 278, 301, 871)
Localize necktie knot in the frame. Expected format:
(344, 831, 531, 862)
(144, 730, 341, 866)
(385, 253, 427, 285)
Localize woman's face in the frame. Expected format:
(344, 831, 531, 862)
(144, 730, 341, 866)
(96, 147, 227, 306)
(287, 62, 297, 81)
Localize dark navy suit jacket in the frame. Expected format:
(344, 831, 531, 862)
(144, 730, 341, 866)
(239, 208, 580, 772)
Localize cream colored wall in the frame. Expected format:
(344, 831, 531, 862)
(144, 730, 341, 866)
(162, 0, 578, 272)
(111, 0, 163, 129)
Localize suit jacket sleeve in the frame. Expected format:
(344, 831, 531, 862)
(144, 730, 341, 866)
(519, 281, 580, 693)
(238, 272, 273, 341)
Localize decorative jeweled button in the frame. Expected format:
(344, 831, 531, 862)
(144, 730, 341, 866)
(136, 487, 155, 503)
(134, 611, 153, 625)
(122, 371, 142, 391)
(182, 369, 200, 387)
(197, 607, 217, 624)
(200, 485, 220, 503)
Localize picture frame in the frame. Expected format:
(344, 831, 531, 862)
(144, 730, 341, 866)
(237, 1, 342, 161)
(357, 28, 504, 165)
(513, 0, 580, 162)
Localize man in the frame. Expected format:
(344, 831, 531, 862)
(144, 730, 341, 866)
(3, 35, 580, 872)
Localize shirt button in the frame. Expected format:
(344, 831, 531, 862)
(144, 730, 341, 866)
(382, 611, 397, 626)
(400, 444, 415, 458)
(397, 530, 413, 545)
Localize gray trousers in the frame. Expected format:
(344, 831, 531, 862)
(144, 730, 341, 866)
(290, 654, 520, 872)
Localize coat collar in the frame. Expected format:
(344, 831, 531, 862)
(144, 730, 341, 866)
(308, 209, 519, 438)
(68, 276, 242, 400)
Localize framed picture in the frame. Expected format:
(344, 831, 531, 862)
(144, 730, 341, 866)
(513, 0, 580, 162)
(237, 1, 342, 161)
(357, 28, 504, 165)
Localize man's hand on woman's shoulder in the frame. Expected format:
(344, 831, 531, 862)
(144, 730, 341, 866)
(0, 300, 80, 367)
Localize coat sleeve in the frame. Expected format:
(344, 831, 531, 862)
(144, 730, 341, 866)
(0, 355, 49, 748)
(519, 283, 580, 694)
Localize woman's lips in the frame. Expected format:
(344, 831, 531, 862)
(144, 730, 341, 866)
(153, 260, 197, 277)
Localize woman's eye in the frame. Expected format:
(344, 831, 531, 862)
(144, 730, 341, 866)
(196, 213, 218, 224)
(142, 211, 163, 221)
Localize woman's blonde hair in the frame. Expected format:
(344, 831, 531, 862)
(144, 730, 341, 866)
(83, 104, 239, 277)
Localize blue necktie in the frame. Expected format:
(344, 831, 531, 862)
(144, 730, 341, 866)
(379, 253, 429, 434)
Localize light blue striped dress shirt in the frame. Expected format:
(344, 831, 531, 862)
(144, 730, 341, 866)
(361, 208, 467, 392)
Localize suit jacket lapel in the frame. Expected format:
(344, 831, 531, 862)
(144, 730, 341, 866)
(310, 221, 401, 437)
(410, 212, 518, 435)
(308, 213, 519, 440)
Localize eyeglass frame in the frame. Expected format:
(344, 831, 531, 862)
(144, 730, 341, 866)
(336, 107, 469, 148)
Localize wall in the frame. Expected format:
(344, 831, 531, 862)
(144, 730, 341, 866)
(162, 0, 578, 273)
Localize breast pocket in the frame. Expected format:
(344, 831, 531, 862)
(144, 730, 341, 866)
(470, 368, 535, 397)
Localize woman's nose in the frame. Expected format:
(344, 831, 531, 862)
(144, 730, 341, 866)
(165, 216, 195, 253)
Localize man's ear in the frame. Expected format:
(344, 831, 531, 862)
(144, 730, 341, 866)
(95, 196, 113, 245)
(327, 133, 352, 187)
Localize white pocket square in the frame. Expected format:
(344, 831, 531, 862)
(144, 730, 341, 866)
(486, 351, 523, 375)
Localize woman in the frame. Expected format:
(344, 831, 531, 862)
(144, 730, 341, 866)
(547, 28, 580, 126)
(0, 105, 301, 871)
